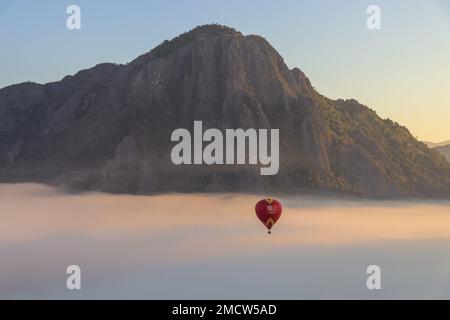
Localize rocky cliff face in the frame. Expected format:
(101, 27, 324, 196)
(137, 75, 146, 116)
(1, 24, 450, 197)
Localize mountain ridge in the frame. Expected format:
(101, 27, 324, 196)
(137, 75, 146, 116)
(424, 140, 450, 148)
(1, 24, 450, 198)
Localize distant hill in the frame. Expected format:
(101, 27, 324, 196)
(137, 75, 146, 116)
(423, 140, 450, 148)
(435, 145, 450, 161)
(1, 24, 450, 198)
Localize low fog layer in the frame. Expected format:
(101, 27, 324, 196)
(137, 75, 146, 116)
(1, 183, 450, 246)
(1, 183, 450, 299)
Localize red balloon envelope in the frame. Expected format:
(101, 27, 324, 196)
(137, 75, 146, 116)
(255, 198, 282, 234)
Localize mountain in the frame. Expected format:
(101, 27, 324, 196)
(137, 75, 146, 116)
(435, 145, 450, 161)
(1, 24, 450, 198)
(423, 140, 450, 148)
(422, 140, 450, 162)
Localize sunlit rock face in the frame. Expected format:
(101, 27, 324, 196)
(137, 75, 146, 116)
(1, 24, 450, 197)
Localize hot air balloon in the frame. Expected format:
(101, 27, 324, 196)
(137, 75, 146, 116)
(255, 198, 282, 234)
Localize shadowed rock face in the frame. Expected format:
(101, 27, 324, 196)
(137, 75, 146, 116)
(1, 24, 450, 198)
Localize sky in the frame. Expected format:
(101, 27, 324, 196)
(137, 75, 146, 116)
(0, 0, 449, 142)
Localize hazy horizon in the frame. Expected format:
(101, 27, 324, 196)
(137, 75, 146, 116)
(0, 0, 449, 141)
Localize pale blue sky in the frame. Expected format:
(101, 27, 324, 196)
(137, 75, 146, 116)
(0, 0, 449, 141)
